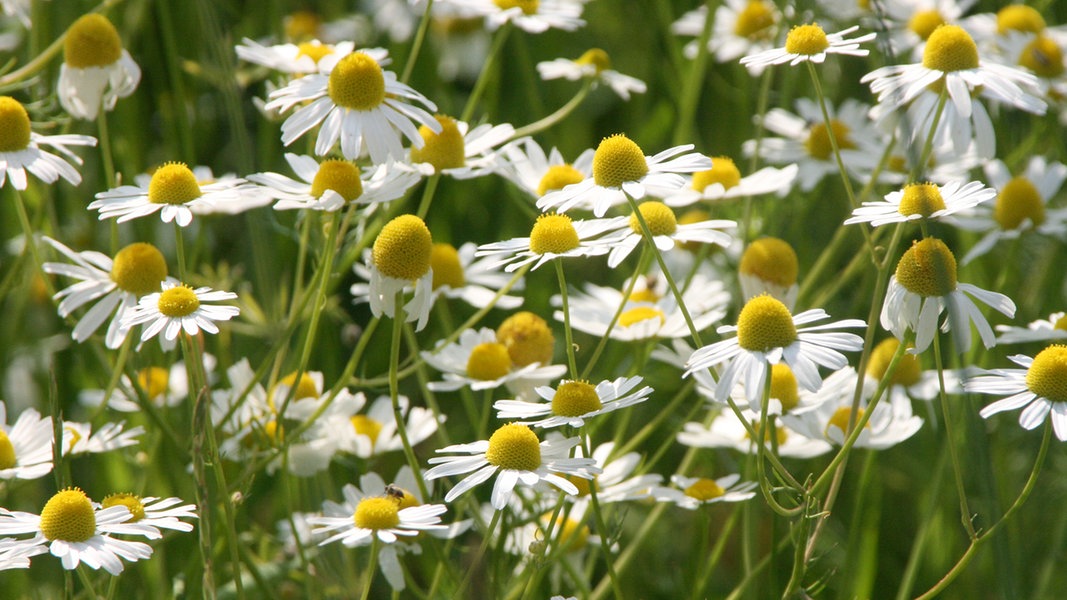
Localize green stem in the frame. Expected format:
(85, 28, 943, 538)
(360, 538, 381, 600)
(933, 329, 977, 539)
(509, 79, 593, 141)
(460, 23, 512, 123)
(455, 509, 502, 598)
(554, 260, 578, 378)
(582, 432, 624, 600)
(415, 173, 442, 219)
(672, 0, 716, 146)
(390, 290, 432, 503)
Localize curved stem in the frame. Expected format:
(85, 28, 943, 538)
(508, 80, 592, 141)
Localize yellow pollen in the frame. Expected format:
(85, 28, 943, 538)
(372, 214, 433, 281)
(328, 52, 386, 111)
(466, 342, 512, 381)
(64, 14, 122, 68)
(994, 176, 1045, 230)
(551, 380, 602, 417)
(102, 493, 146, 522)
(736, 294, 797, 351)
(0, 430, 15, 470)
(1026, 345, 1067, 403)
(1019, 36, 1064, 79)
(310, 159, 363, 202)
(110, 242, 168, 295)
(277, 371, 320, 400)
(785, 23, 830, 55)
(0, 97, 31, 153)
(493, 0, 539, 15)
(295, 41, 334, 64)
(148, 163, 203, 205)
(805, 120, 855, 161)
(537, 164, 585, 196)
(262, 419, 285, 445)
(734, 1, 776, 39)
(284, 11, 321, 41)
(740, 237, 799, 287)
(628, 287, 660, 303)
(157, 285, 201, 318)
(629, 201, 677, 236)
(692, 156, 742, 191)
(431, 243, 465, 290)
(769, 363, 799, 412)
(485, 423, 541, 471)
(350, 415, 383, 447)
(894, 237, 958, 297)
(575, 48, 611, 73)
(354, 497, 400, 530)
(410, 115, 466, 172)
(922, 25, 979, 72)
(529, 213, 580, 255)
(826, 407, 867, 436)
(40, 488, 96, 542)
(908, 10, 946, 41)
(898, 183, 946, 218)
(497, 312, 554, 367)
(997, 5, 1046, 35)
(867, 338, 922, 387)
(619, 306, 666, 328)
(136, 367, 170, 399)
(387, 485, 420, 510)
(593, 134, 649, 188)
(684, 478, 725, 501)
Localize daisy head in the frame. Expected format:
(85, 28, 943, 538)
(996, 311, 1067, 345)
(970, 345, 1067, 441)
(251, 153, 420, 212)
(428, 242, 525, 310)
(496, 311, 556, 367)
(367, 214, 435, 330)
(0, 96, 97, 190)
(739, 23, 874, 69)
(671, 0, 782, 72)
(409, 114, 515, 178)
(677, 408, 833, 459)
(844, 180, 996, 227)
(498, 137, 593, 199)
(653, 474, 758, 509)
(739, 237, 799, 310)
(0, 401, 53, 481)
(493, 376, 653, 429)
(123, 281, 240, 346)
(666, 155, 797, 207)
(100, 493, 197, 536)
(536, 48, 648, 100)
(606, 200, 735, 268)
(58, 13, 141, 120)
(311, 490, 448, 548)
(422, 327, 566, 396)
(451, 0, 587, 34)
(475, 212, 626, 272)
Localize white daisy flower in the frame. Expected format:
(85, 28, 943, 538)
(63, 420, 143, 455)
(663, 155, 797, 207)
(606, 200, 735, 268)
(407, 115, 515, 178)
(881, 237, 1015, 354)
(967, 345, 1067, 441)
(235, 38, 363, 73)
(671, 0, 783, 73)
(57, 14, 140, 120)
(425, 423, 599, 510)
(249, 153, 419, 212)
(0, 401, 53, 480)
(537, 134, 711, 217)
(99, 494, 197, 537)
(677, 409, 833, 459)
(844, 180, 996, 227)
(996, 311, 1067, 345)
(0, 538, 48, 570)
(995, 31, 1067, 105)
(710, 362, 856, 417)
(475, 212, 626, 272)
(311, 490, 448, 547)
(498, 137, 593, 199)
(862, 338, 943, 417)
(0, 96, 96, 190)
(442, 0, 586, 34)
(79, 355, 216, 412)
(652, 474, 758, 509)
(536, 48, 647, 100)
(493, 375, 652, 429)
(960, 4, 1067, 50)
(264, 50, 439, 163)
(315, 393, 440, 459)
(740, 23, 874, 69)
(875, 0, 975, 61)
(366, 214, 435, 331)
(738, 237, 800, 311)
(571, 441, 661, 503)
(123, 281, 240, 344)
(132, 165, 274, 215)
(421, 327, 567, 396)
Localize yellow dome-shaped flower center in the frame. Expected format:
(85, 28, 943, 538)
(593, 134, 649, 188)
(310, 159, 363, 202)
(466, 342, 512, 381)
(0, 430, 15, 470)
(110, 242, 168, 296)
(137, 366, 170, 399)
(529, 213, 580, 255)
(430, 243, 465, 290)
(386, 485, 420, 510)
(805, 120, 855, 161)
(328, 52, 386, 111)
(277, 371, 321, 400)
(1019, 36, 1064, 79)
(619, 306, 666, 328)
(692, 156, 742, 191)
(575, 48, 611, 73)
(158, 285, 200, 318)
(40, 488, 96, 542)
(629, 287, 660, 303)
(898, 183, 946, 218)
(410, 115, 466, 171)
(908, 10, 946, 41)
(354, 496, 400, 530)
(785, 23, 829, 55)
(497, 312, 554, 367)
(736, 294, 797, 351)
(895, 237, 958, 297)
(0, 97, 31, 153)
(997, 5, 1046, 35)
(486, 423, 542, 470)
(148, 163, 203, 205)
(537, 164, 585, 196)
(64, 14, 122, 68)
(545, 513, 590, 551)
(1026, 345, 1067, 403)
(551, 380, 602, 417)
(684, 478, 725, 501)
(734, 1, 776, 39)
(493, 0, 539, 15)
(296, 41, 334, 65)
(372, 214, 433, 281)
(629, 201, 678, 236)
(350, 415, 383, 447)
(102, 492, 146, 522)
(826, 407, 867, 436)
(867, 338, 921, 386)
(740, 237, 799, 287)
(769, 363, 799, 412)
(994, 176, 1045, 230)
(923, 25, 979, 72)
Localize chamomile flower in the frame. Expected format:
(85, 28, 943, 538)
(876, 0, 975, 60)
(996, 311, 1067, 345)
(0, 96, 96, 190)
(265, 50, 439, 163)
(536, 48, 647, 100)
(408, 114, 515, 178)
(493, 376, 652, 429)
(249, 153, 419, 212)
(421, 327, 566, 396)
(723, 361, 857, 416)
(123, 282, 240, 345)
(235, 38, 362, 73)
(968, 345, 1067, 440)
(42, 238, 173, 349)
(318, 393, 440, 459)
(881, 237, 1015, 353)
(57, 14, 141, 120)
(664, 155, 797, 207)
(79, 355, 216, 412)
(99, 494, 197, 537)
(844, 180, 996, 227)
(671, 0, 783, 72)
(132, 165, 274, 215)
(443, 0, 586, 33)
(366, 214, 435, 331)
(740, 23, 874, 69)
(0, 401, 53, 480)
(570, 441, 661, 503)
(425, 423, 599, 510)
(863, 339, 942, 414)
(496, 311, 557, 368)
(475, 212, 626, 272)
(313, 490, 448, 546)
(738, 237, 799, 310)
(498, 137, 593, 199)
(62, 420, 143, 455)
(685, 294, 866, 402)
(653, 474, 757, 509)
(996, 31, 1067, 105)
(426, 242, 524, 309)
(606, 200, 735, 268)
(677, 409, 833, 459)
(537, 134, 711, 217)
(0, 538, 47, 570)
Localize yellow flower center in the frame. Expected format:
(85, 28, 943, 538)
(785, 23, 830, 55)
(386, 485, 420, 510)
(1019, 36, 1064, 79)
(0, 97, 31, 153)
(898, 183, 946, 218)
(575, 48, 611, 73)
(1026, 345, 1067, 403)
(1055, 314, 1067, 331)
(994, 176, 1045, 230)
(295, 41, 334, 65)
(566, 474, 593, 497)
(997, 5, 1046, 35)
(537, 164, 585, 196)
(805, 120, 855, 161)
(908, 10, 946, 41)
(350, 415, 383, 447)
(148, 163, 203, 205)
(867, 338, 922, 386)
(284, 11, 321, 41)
(619, 306, 666, 328)
(64, 14, 122, 68)
(157, 285, 200, 318)
(592, 134, 649, 188)
(327, 52, 386, 111)
(894, 237, 958, 297)
(466, 342, 512, 381)
(137, 367, 170, 399)
(40, 488, 96, 542)
(744, 419, 789, 446)
(628, 287, 660, 303)
(740, 237, 799, 287)
(493, 0, 539, 15)
(736, 294, 797, 352)
(310, 159, 363, 202)
(551, 380, 602, 417)
(529, 213, 580, 255)
(629, 201, 678, 236)
(826, 407, 867, 436)
(277, 371, 320, 400)
(684, 478, 725, 501)
(734, 1, 776, 39)
(0, 430, 15, 469)
(497, 312, 554, 367)
(431, 243, 466, 290)
(692, 156, 742, 191)
(354, 497, 400, 530)
(410, 115, 466, 171)
(922, 25, 979, 72)
(372, 214, 433, 281)
(262, 419, 285, 445)
(102, 493, 146, 522)
(485, 423, 541, 471)
(544, 513, 590, 551)
(110, 242, 168, 295)
(769, 363, 799, 412)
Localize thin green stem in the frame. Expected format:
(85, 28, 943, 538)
(554, 260, 578, 378)
(582, 432, 624, 600)
(360, 538, 381, 600)
(401, 0, 434, 83)
(455, 509, 502, 599)
(390, 290, 432, 503)
(672, 0, 716, 145)
(508, 80, 593, 141)
(933, 330, 977, 539)
(460, 23, 512, 123)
